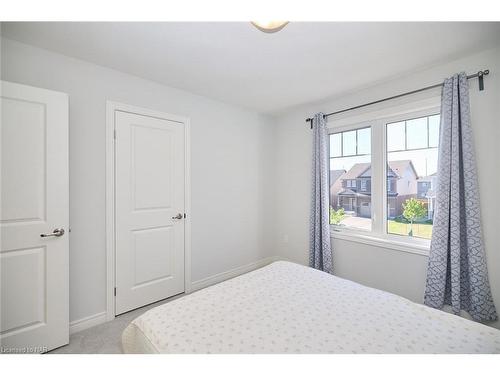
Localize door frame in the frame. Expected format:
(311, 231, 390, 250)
(105, 101, 191, 322)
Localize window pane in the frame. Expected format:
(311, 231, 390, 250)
(357, 127, 371, 154)
(406, 117, 428, 149)
(387, 121, 405, 151)
(329, 127, 372, 231)
(428, 115, 440, 148)
(386, 114, 440, 240)
(330, 133, 342, 157)
(342, 130, 357, 156)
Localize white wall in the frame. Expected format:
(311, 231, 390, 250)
(2, 35, 499, 331)
(271, 46, 500, 329)
(1, 38, 275, 324)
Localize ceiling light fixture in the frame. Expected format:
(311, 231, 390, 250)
(251, 21, 289, 33)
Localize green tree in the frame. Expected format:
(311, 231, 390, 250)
(330, 207, 346, 225)
(402, 198, 427, 236)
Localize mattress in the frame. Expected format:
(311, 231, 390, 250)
(122, 261, 500, 354)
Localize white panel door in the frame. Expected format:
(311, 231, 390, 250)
(115, 111, 185, 315)
(1, 81, 69, 353)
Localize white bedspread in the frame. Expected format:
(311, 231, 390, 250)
(122, 261, 500, 353)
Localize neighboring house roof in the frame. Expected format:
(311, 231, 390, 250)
(341, 163, 370, 180)
(338, 188, 357, 196)
(330, 169, 346, 184)
(329, 170, 346, 198)
(341, 160, 418, 180)
(387, 160, 418, 179)
(338, 188, 371, 197)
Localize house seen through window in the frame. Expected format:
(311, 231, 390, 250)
(329, 127, 372, 231)
(386, 114, 439, 239)
(329, 113, 440, 240)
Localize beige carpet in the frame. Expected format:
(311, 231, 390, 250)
(49, 295, 182, 354)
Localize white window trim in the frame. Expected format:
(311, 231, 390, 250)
(331, 230, 430, 256)
(327, 96, 441, 256)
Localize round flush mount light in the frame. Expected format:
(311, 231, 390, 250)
(251, 21, 289, 33)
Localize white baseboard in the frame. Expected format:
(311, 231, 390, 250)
(69, 311, 107, 335)
(70, 257, 284, 334)
(190, 256, 283, 292)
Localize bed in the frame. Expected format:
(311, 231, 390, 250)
(122, 261, 500, 354)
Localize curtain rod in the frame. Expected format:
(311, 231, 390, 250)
(306, 69, 490, 127)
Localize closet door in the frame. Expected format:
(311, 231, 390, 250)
(114, 110, 185, 315)
(1, 81, 69, 353)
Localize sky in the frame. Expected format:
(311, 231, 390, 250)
(330, 114, 439, 178)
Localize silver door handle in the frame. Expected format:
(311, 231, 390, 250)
(172, 213, 183, 220)
(40, 228, 65, 238)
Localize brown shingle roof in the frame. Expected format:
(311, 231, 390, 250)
(342, 160, 418, 179)
(387, 160, 418, 178)
(330, 170, 346, 198)
(340, 163, 370, 180)
(329, 169, 346, 184)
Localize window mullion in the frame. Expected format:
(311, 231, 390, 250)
(370, 120, 385, 236)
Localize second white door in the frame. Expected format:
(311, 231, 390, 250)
(115, 110, 185, 315)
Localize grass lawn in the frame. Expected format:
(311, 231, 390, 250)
(387, 220, 433, 240)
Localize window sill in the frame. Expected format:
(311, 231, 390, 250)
(330, 229, 430, 257)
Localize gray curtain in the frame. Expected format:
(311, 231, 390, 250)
(424, 73, 497, 321)
(309, 113, 333, 273)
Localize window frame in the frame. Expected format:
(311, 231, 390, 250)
(327, 97, 441, 255)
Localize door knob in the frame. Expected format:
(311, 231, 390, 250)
(40, 228, 65, 238)
(172, 213, 183, 220)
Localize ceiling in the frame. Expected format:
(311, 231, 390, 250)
(2, 22, 500, 113)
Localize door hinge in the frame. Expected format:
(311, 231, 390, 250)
(184, 213, 187, 219)
(114, 287, 117, 296)
(114, 129, 117, 140)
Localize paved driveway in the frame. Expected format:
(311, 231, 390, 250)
(340, 216, 371, 230)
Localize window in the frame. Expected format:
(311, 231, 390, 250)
(346, 179, 356, 188)
(387, 178, 394, 193)
(329, 127, 371, 231)
(360, 179, 368, 191)
(386, 114, 439, 239)
(328, 106, 440, 249)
